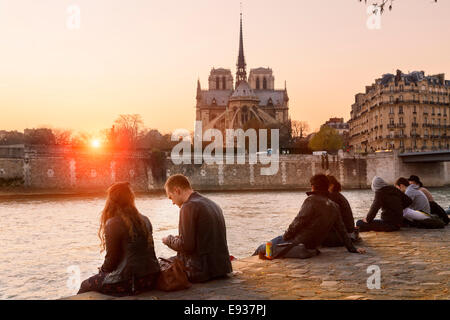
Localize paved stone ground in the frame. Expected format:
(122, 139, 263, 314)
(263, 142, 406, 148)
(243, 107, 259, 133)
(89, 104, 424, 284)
(67, 227, 449, 300)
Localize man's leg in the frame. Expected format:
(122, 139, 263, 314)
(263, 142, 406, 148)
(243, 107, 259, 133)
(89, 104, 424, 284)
(356, 219, 399, 232)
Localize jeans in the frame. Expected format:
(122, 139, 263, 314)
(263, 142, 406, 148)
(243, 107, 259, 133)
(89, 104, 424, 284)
(356, 219, 400, 232)
(252, 235, 318, 259)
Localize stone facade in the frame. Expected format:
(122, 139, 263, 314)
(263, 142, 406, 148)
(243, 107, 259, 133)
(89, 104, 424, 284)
(1, 146, 449, 192)
(349, 70, 450, 153)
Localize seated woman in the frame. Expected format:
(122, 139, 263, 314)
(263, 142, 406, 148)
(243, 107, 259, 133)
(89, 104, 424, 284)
(78, 182, 160, 296)
(321, 176, 360, 246)
(408, 175, 449, 225)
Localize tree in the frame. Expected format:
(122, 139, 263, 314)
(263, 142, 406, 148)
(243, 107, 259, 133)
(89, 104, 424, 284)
(71, 132, 92, 147)
(24, 128, 56, 145)
(308, 126, 343, 153)
(360, 0, 438, 14)
(53, 129, 73, 145)
(137, 129, 164, 149)
(111, 114, 145, 149)
(0, 130, 25, 145)
(291, 120, 310, 139)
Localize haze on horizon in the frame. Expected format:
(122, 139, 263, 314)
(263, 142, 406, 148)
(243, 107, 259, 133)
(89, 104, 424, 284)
(0, 0, 449, 135)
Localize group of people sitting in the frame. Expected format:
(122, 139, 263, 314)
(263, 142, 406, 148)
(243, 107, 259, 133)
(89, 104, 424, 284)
(356, 175, 449, 232)
(77, 173, 448, 297)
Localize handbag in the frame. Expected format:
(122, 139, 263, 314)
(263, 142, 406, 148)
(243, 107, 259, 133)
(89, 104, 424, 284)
(156, 257, 192, 291)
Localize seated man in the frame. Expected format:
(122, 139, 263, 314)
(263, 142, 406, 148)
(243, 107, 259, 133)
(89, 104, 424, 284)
(162, 174, 233, 283)
(395, 177, 444, 229)
(408, 175, 449, 225)
(395, 177, 430, 214)
(356, 176, 412, 232)
(254, 174, 365, 258)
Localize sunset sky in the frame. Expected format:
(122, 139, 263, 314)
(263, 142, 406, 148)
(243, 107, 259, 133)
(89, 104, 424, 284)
(1, 0, 450, 135)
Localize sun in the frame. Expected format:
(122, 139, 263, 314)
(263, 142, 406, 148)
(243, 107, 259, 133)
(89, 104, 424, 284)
(91, 139, 101, 149)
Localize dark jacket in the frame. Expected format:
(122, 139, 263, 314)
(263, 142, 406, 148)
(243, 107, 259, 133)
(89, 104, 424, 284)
(365, 186, 412, 225)
(101, 214, 160, 285)
(328, 191, 355, 233)
(282, 191, 357, 253)
(165, 192, 233, 283)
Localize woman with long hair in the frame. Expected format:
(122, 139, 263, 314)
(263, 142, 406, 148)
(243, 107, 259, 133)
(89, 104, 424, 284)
(322, 175, 360, 246)
(78, 182, 160, 296)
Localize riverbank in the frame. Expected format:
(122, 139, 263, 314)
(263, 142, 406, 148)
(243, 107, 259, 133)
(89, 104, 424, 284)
(66, 227, 449, 300)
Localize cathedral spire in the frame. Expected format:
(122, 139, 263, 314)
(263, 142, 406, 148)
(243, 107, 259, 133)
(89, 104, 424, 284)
(236, 11, 247, 87)
(196, 78, 202, 100)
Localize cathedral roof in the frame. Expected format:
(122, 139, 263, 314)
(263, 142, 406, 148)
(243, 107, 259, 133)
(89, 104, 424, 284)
(256, 90, 287, 107)
(198, 88, 288, 108)
(230, 81, 259, 101)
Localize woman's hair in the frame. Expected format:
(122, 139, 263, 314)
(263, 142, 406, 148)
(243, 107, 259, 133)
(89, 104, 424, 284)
(98, 182, 149, 252)
(327, 175, 342, 192)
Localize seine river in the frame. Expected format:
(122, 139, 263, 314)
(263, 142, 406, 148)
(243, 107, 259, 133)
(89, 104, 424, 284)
(0, 188, 449, 299)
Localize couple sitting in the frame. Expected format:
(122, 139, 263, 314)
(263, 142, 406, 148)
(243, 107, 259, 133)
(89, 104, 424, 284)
(253, 174, 366, 259)
(78, 175, 232, 296)
(356, 175, 447, 232)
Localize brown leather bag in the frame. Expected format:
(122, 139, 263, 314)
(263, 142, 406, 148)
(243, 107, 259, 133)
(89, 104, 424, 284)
(156, 257, 192, 291)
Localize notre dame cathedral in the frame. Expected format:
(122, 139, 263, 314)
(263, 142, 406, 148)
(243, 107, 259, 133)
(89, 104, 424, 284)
(195, 14, 290, 134)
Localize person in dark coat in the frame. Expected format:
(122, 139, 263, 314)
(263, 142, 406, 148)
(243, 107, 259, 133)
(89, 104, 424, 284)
(253, 174, 366, 258)
(78, 182, 160, 296)
(322, 175, 360, 247)
(162, 174, 232, 283)
(356, 176, 412, 232)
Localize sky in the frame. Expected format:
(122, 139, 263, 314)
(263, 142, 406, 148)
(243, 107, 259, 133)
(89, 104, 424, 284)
(0, 0, 449, 136)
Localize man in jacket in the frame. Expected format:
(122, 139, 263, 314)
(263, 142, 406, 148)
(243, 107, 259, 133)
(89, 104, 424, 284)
(282, 174, 366, 255)
(162, 174, 233, 283)
(395, 177, 431, 214)
(356, 176, 412, 232)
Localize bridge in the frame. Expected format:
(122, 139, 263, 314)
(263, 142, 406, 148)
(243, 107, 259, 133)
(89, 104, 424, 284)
(399, 150, 450, 163)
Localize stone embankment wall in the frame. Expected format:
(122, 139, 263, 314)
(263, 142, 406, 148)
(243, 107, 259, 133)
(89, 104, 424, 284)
(0, 146, 448, 192)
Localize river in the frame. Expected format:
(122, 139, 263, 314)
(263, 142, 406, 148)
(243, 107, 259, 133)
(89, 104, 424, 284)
(0, 188, 449, 299)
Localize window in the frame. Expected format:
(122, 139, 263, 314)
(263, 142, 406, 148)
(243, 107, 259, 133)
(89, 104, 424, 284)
(413, 117, 417, 124)
(216, 77, 220, 90)
(413, 105, 417, 113)
(399, 117, 404, 124)
(390, 106, 394, 114)
(263, 77, 267, 90)
(256, 78, 260, 90)
(390, 118, 394, 125)
(222, 76, 226, 90)
(390, 96, 394, 103)
(399, 106, 403, 113)
(399, 95, 403, 101)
